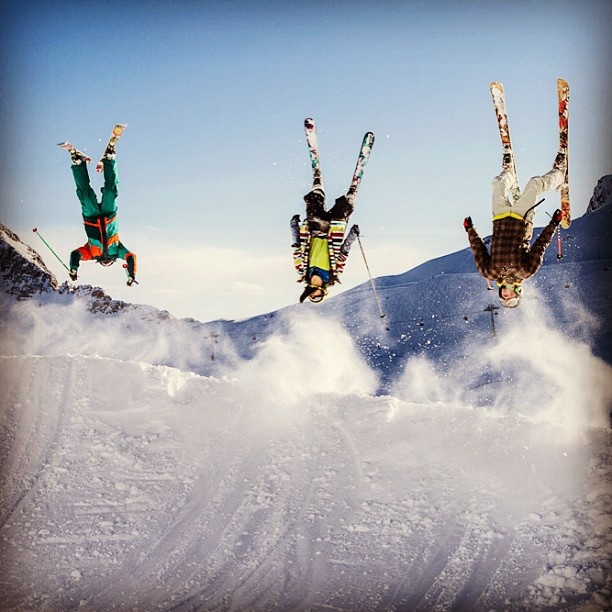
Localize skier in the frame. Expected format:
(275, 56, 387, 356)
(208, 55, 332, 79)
(291, 187, 360, 303)
(61, 138, 137, 286)
(463, 155, 565, 308)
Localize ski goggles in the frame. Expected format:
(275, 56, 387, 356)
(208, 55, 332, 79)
(496, 282, 523, 297)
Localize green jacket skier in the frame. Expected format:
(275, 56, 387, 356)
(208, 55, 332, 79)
(62, 143, 137, 286)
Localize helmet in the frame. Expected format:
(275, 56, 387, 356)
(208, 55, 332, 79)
(97, 256, 116, 267)
(498, 283, 523, 308)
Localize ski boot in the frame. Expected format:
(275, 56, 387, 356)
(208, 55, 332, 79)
(58, 142, 91, 165)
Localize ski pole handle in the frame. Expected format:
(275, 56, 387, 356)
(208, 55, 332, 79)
(556, 225, 563, 260)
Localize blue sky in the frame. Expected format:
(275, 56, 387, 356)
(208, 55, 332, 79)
(2, 0, 611, 321)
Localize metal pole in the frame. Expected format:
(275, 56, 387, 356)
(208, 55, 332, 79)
(356, 235, 386, 321)
(32, 228, 70, 271)
(484, 303, 499, 336)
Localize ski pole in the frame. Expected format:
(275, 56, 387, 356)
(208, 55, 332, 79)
(544, 211, 564, 260)
(524, 197, 546, 217)
(356, 235, 386, 322)
(32, 228, 70, 271)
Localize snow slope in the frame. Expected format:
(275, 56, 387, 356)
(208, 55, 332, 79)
(0, 197, 611, 610)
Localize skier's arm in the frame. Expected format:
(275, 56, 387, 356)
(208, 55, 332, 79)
(467, 227, 494, 280)
(524, 220, 557, 277)
(117, 242, 137, 284)
(69, 245, 93, 280)
(290, 214, 301, 247)
(332, 224, 360, 280)
(69, 250, 81, 271)
(340, 224, 359, 256)
(291, 215, 305, 280)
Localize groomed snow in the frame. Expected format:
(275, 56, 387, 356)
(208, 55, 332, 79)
(0, 308, 610, 611)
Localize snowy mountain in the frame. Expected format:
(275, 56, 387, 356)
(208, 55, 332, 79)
(587, 174, 612, 213)
(1, 185, 611, 611)
(0, 225, 59, 298)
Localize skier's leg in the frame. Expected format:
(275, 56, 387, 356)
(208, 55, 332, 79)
(513, 168, 564, 222)
(304, 188, 326, 218)
(71, 163, 100, 217)
(100, 158, 119, 215)
(304, 188, 331, 232)
(491, 169, 515, 217)
(327, 195, 353, 222)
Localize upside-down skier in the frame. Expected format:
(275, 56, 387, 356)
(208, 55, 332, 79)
(59, 125, 137, 286)
(291, 187, 360, 303)
(463, 80, 570, 309)
(463, 157, 565, 308)
(292, 120, 373, 304)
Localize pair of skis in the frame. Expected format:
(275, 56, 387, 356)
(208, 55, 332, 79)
(490, 79, 570, 228)
(58, 124, 127, 173)
(303, 118, 374, 201)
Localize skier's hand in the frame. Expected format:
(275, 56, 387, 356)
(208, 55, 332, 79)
(552, 209, 563, 225)
(69, 269, 78, 281)
(463, 216, 473, 232)
(127, 276, 138, 287)
(351, 224, 360, 236)
(291, 214, 301, 223)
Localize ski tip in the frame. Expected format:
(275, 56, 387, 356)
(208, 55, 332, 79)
(363, 131, 375, 144)
(304, 117, 315, 126)
(557, 78, 569, 90)
(490, 81, 504, 91)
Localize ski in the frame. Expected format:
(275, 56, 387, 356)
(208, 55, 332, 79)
(303, 121, 374, 201)
(96, 124, 127, 173)
(347, 131, 375, 201)
(490, 81, 520, 202)
(57, 142, 91, 165)
(304, 118, 323, 190)
(556, 78, 571, 228)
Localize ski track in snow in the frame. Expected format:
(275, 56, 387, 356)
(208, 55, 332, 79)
(0, 350, 610, 611)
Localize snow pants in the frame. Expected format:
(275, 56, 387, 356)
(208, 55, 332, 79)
(72, 158, 118, 218)
(492, 168, 564, 223)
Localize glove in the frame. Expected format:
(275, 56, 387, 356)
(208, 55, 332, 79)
(291, 214, 301, 223)
(552, 209, 563, 225)
(127, 276, 138, 287)
(351, 224, 360, 236)
(463, 216, 473, 232)
(69, 269, 78, 281)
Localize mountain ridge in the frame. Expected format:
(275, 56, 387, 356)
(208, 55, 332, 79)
(1, 184, 611, 388)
